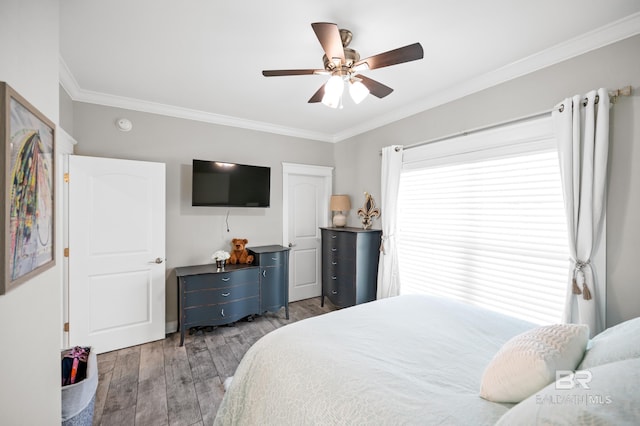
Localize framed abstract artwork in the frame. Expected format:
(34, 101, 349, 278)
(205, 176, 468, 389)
(1, 82, 55, 295)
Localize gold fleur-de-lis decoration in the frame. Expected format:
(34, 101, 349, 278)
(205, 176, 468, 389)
(357, 192, 380, 230)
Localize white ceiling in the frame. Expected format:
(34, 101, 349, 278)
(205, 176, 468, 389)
(59, 1, 640, 142)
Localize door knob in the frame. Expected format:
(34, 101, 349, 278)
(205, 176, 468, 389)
(288, 242, 296, 247)
(154, 257, 164, 264)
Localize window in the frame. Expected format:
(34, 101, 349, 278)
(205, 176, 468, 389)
(397, 117, 569, 324)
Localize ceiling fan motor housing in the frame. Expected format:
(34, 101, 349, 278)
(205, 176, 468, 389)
(323, 47, 360, 72)
(323, 28, 360, 73)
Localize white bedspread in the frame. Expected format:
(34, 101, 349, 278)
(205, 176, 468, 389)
(214, 295, 535, 425)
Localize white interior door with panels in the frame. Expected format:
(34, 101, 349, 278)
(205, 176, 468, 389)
(68, 155, 166, 354)
(283, 163, 332, 302)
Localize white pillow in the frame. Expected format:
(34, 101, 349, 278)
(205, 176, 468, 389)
(496, 357, 640, 425)
(579, 316, 640, 369)
(480, 323, 589, 403)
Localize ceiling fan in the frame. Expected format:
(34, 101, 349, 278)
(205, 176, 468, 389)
(262, 22, 424, 108)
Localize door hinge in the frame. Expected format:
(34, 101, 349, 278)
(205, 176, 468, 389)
(64, 322, 69, 332)
(64, 248, 69, 257)
(64, 172, 69, 183)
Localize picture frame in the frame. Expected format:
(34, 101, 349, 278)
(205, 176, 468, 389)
(1, 82, 55, 295)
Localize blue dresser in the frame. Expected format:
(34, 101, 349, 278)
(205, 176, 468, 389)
(320, 227, 382, 308)
(176, 245, 289, 346)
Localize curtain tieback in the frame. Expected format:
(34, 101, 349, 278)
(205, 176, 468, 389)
(572, 259, 592, 300)
(380, 234, 394, 254)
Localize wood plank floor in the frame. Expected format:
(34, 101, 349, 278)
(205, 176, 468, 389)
(93, 297, 337, 426)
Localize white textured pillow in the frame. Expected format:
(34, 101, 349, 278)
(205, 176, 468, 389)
(579, 317, 640, 370)
(480, 324, 589, 403)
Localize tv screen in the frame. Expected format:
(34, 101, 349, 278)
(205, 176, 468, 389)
(192, 159, 270, 207)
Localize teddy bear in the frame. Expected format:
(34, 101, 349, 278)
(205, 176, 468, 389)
(229, 238, 254, 264)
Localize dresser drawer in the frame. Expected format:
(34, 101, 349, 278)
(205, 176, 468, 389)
(326, 256, 354, 276)
(325, 277, 355, 306)
(183, 297, 259, 327)
(323, 230, 356, 259)
(254, 250, 285, 267)
(181, 268, 258, 291)
(183, 282, 258, 306)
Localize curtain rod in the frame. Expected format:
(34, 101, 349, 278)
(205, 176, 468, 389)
(386, 86, 632, 153)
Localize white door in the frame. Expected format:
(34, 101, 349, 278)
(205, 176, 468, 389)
(68, 155, 166, 354)
(283, 163, 332, 302)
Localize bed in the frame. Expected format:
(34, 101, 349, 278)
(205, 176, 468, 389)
(214, 294, 640, 425)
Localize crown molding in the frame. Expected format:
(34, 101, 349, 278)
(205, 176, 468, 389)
(58, 57, 81, 99)
(60, 12, 640, 144)
(58, 58, 333, 143)
(332, 11, 640, 142)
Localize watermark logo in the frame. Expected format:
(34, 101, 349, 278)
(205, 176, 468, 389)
(534, 370, 612, 405)
(555, 370, 592, 390)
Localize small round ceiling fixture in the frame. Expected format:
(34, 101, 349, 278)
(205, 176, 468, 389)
(115, 118, 133, 132)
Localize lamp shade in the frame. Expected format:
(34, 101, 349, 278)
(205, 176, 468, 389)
(330, 195, 351, 211)
(322, 75, 344, 109)
(349, 80, 370, 104)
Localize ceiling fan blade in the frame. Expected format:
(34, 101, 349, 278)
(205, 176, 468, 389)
(358, 75, 394, 98)
(311, 22, 345, 65)
(262, 69, 327, 77)
(354, 42, 423, 70)
(308, 84, 325, 103)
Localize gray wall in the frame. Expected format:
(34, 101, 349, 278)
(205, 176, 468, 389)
(59, 85, 74, 133)
(335, 34, 640, 327)
(0, 1, 62, 423)
(70, 104, 334, 326)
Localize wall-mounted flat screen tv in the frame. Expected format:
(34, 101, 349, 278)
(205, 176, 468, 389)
(192, 159, 271, 207)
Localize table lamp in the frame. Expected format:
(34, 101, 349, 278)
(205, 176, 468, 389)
(330, 195, 351, 227)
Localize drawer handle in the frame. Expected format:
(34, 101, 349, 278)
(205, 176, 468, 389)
(331, 290, 338, 295)
(332, 261, 337, 265)
(331, 248, 337, 252)
(271, 257, 278, 261)
(221, 277, 230, 282)
(221, 308, 225, 317)
(331, 235, 337, 239)
(331, 276, 337, 280)
(221, 292, 230, 297)
(263, 270, 266, 277)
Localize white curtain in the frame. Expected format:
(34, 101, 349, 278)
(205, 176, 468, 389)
(553, 88, 609, 336)
(377, 145, 403, 299)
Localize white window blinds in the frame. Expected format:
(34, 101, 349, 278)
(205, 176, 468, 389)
(397, 117, 569, 325)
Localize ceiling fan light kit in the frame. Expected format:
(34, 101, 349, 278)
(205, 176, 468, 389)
(262, 22, 424, 109)
(349, 80, 370, 104)
(321, 75, 345, 108)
